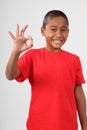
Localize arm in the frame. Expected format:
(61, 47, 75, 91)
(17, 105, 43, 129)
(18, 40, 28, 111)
(74, 84, 87, 130)
(5, 50, 21, 80)
(5, 24, 33, 80)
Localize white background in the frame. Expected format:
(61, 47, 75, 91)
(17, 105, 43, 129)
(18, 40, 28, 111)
(0, 0, 87, 130)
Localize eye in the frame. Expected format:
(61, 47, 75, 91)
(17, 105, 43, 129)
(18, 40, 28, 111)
(51, 28, 57, 32)
(61, 29, 67, 32)
(61, 28, 68, 32)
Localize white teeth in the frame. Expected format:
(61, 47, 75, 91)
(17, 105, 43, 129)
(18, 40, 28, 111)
(53, 40, 61, 44)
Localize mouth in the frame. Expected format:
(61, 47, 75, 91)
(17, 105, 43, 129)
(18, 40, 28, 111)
(53, 39, 63, 44)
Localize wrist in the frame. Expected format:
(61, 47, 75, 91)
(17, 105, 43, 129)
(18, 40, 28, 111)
(12, 48, 21, 56)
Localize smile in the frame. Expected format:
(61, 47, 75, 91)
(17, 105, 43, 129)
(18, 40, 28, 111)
(53, 40, 62, 44)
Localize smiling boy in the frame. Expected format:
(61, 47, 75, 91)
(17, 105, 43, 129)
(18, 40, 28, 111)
(5, 10, 87, 130)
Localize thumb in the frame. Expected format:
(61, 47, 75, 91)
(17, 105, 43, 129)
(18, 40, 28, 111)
(25, 36, 33, 48)
(25, 36, 33, 42)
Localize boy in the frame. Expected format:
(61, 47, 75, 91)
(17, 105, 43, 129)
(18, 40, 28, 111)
(5, 10, 87, 130)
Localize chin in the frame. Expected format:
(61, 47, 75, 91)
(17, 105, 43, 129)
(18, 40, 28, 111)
(53, 45, 62, 49)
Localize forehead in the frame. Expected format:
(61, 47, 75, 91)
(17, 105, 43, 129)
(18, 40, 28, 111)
(46, 16, 68, 27)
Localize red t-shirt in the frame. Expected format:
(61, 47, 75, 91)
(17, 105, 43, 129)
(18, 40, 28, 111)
(16, 48, 85, 130)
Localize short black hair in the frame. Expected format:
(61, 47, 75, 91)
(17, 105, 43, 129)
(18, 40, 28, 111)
(42, 10, 69, 28)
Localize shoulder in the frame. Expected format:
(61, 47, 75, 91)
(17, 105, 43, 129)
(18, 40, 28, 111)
(62, 50, 81, 65)
(18, 48, 45, 61)
(26, 47, 44, 53)
(63, 50, 80, 59)
(20, 47, 44, 57)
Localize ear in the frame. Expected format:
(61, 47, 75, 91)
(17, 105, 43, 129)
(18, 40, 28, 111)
(41, 27, 45, 36)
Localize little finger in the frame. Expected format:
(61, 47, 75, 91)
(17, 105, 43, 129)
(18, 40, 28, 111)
(8, 31, 15, 40)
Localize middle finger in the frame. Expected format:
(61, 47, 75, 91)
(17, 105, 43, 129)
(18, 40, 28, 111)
(20, 24, 28, 36)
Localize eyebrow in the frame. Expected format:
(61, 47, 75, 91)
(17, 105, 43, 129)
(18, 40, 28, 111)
(50, 25, 68, 28)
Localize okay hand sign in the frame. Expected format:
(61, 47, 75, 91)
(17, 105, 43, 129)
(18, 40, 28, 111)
(8, 24, 33, 54)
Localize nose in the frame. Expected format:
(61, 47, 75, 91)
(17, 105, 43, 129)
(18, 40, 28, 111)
(56, 30, 61, 37)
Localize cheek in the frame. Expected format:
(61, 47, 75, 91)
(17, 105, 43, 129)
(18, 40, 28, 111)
(47, 32, 55, 38)
(64, 33, 69, 39)
(45, 33, 52, 39)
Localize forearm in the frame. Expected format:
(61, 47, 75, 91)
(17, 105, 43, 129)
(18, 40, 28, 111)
(74, 85, 87, 130)
(6, 24, 33, 80)
(5, 50, 21, 80)
(77, 96, 87, 130)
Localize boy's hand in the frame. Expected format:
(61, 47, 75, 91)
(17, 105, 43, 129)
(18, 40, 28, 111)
(8, 24, 33, 53)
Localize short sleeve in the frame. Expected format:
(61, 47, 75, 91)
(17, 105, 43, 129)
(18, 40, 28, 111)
(15, 50, 33, 82)
(75, 56, 86, 85)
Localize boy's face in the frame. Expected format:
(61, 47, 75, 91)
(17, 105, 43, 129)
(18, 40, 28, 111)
(41, 16, 69, 52)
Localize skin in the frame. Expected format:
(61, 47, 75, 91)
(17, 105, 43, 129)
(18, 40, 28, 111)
(74, 85, 87, 130)
(41, 17, 69, 52)
(5, 17, 87, 130)
(5, 24, 33, 80)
